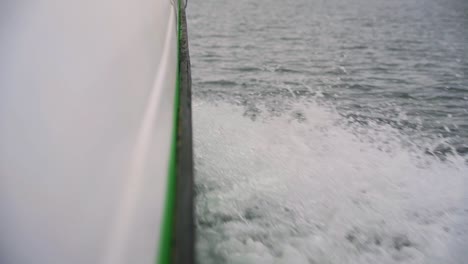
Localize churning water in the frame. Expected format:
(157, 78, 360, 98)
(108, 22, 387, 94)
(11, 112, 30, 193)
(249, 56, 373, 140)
(187, 0, 468, 263)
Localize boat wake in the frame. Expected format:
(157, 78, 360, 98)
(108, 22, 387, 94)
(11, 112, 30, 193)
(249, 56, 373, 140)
(193, 98, 468, 264)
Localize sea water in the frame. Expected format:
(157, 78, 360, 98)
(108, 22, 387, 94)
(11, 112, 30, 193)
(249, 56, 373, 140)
(187, 0, 468, 262)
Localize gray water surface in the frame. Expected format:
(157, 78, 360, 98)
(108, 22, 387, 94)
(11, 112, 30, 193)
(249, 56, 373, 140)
(187, 0, 468, 263)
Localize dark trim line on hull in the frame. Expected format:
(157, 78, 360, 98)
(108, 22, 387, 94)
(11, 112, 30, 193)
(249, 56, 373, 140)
(172, 3, 194, 264)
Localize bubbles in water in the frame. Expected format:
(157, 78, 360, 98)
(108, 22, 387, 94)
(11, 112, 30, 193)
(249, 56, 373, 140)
(193, 99, 468, 264)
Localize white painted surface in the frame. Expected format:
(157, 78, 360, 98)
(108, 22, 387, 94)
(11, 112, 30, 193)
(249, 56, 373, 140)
(0, 1, 178, 263)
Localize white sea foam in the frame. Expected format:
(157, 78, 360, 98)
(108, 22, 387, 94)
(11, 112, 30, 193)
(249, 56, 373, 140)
(193, 99, 468, 264)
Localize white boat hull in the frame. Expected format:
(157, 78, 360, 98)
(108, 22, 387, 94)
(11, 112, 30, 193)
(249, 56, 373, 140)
(0, 0, 180, 263)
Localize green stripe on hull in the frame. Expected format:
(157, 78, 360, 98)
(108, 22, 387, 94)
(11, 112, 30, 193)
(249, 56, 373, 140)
(158, 0, 182, 263)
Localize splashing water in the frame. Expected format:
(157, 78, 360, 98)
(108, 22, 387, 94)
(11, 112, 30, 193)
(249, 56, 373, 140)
(193, 99, 468, 264)
(187, 0, 468, 262)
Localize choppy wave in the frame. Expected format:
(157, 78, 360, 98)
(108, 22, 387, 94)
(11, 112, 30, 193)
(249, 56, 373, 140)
(187, 0, 468, 262)
(193, 98, 468, 264)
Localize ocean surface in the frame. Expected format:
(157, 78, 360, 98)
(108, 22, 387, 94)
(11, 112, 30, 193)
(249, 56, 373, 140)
(186, 0, 468, 263)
